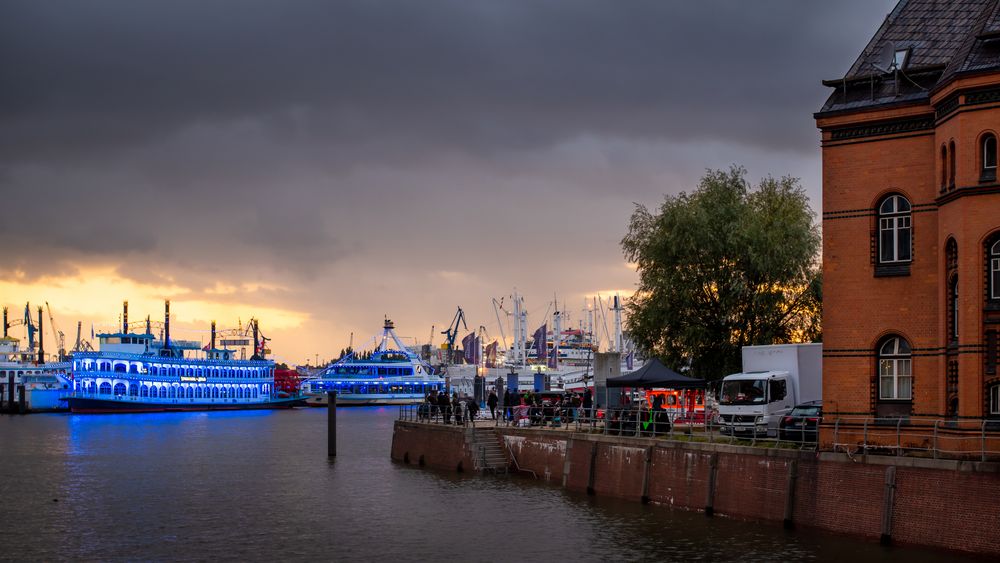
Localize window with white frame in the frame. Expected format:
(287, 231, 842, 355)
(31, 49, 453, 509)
(983, 134, 997, 178)
(878, 195, 912, 263)
(990, 384, 1000, 416)
(879, 336, 912, 400)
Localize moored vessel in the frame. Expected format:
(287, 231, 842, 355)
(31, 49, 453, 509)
(302, 318, 444, 406)
(65, 301, 305, 413)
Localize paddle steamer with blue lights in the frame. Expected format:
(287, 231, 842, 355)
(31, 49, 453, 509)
(301, 319, 444, 406)
(66, 301, 304, 413)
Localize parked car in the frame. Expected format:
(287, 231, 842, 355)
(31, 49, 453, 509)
(778, 400, 822, 443)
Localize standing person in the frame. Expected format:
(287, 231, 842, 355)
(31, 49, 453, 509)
(487, 389, 498, 420)
(438, 390, 452, 424)
(452, 392, 463, 425)
(503, 389, 512, 422)
(583, 388, 593, 422)
(466, 394, 479, 422)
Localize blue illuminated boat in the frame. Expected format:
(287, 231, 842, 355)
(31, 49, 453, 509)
(301, 318, 445, 406)
(65, 301, 305, 413)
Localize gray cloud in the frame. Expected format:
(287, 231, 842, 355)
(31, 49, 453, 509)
(0, 0, 897, 358)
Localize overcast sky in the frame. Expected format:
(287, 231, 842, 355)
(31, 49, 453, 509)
(0, 1, 896, 363)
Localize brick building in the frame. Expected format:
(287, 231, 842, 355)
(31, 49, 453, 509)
(816, 0, 1000, 442)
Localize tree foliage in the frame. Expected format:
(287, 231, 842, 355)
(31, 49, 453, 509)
(622, 166, 821, 380)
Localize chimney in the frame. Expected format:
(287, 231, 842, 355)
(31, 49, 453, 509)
(37, 306, 44, 364)
(2, 306, 7, 338)
(123, 300, 128, 334)
(145, 315, 151, 335)
(211, 320, 216, 351)
(164, 300, 171, 350)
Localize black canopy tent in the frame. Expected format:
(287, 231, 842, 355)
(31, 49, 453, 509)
(606, 358, 706, 389)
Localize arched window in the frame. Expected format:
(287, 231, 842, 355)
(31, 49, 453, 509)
(128, 384, 138, 397)
(141, 385, 149, 398)
(159, 386, 168, 399)
(949, 140, 957, 188)
(113, 383, 126, 396)
(941, 144, 949, 190)
(982, 133, 997, 182)
(99, 382, 112, 395)
(878, 336, 912, 400)
(878, 195, 912, 264)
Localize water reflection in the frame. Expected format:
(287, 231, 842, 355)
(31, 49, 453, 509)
(0, 408, 973, 561)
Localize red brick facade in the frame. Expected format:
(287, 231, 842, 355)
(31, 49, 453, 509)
(816, 2, 1000, 443)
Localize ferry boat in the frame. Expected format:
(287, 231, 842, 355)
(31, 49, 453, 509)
(65, 301, 304, 413)
(301, 318, 444, 406)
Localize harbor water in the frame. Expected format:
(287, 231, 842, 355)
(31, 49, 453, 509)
(0, 408, 974, 561)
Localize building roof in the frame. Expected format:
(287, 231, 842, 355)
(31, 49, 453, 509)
(819, 0, 1000, 115)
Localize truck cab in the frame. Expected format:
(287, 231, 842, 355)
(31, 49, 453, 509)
(718, 370, 794, 437)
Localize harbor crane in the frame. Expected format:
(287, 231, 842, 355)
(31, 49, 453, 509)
(3, 303, 37, 351)
(73, 321, 94, 352)
(45, 302, 67, 361)
(440, 306, 467, 363)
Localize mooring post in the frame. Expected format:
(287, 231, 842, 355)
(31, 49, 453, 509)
(6, 373, 13, 414)
(17, 384, 26, 414)
(640, 446, 653, 504)
(327, 391, 337, 457)
(880, 465, 896, 545)
(783, 460, 799, 529)
(586, 441, 599, 495)
(705, 452, 719, 516)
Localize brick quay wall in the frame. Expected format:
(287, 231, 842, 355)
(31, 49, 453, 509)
(391, 421, 1000, 557)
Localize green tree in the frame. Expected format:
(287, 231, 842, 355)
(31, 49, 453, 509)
(622, 166, 821, 380)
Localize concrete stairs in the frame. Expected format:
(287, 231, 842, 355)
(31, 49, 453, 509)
(468, 427, 509, 474)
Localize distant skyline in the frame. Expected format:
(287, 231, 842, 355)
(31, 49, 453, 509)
(1, 1, 896, 364)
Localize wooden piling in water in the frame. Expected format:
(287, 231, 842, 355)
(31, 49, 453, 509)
(17, 384, 26, 414)
(328, 391, 337, 457)
(6, 373, 13, 414)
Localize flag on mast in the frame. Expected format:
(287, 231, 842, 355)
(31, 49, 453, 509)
(547, 346, 558, 369)
(532, 324, 546, 360)
(462, 332, 477, 364)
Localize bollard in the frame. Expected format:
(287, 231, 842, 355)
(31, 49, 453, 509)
(328, 391, 337, 457)
(17, 384, 26, 414)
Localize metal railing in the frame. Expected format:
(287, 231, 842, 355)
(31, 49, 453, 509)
(830, 416, 1000, 461)
(398, 403, 1000, 461)
(398, 403, 820, 448)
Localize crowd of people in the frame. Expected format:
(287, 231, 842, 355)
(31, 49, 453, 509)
(417, 387, 597, 428)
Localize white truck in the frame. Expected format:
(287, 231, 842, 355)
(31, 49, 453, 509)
(717, 343, 821, 438)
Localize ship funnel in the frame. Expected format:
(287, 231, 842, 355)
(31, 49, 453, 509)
(123, 300, 128, 334)
(164, 300, 171, 349)
(2, 306, 7, 338)
(211, 320, 216, 351)
(37, 306, 44, 364)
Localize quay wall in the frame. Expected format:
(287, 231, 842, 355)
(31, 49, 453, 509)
(391, 421, 1000, 557)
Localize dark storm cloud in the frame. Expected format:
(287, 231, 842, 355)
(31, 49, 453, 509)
(1, 0, 892, 163)
(0, 0, 896, 355)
